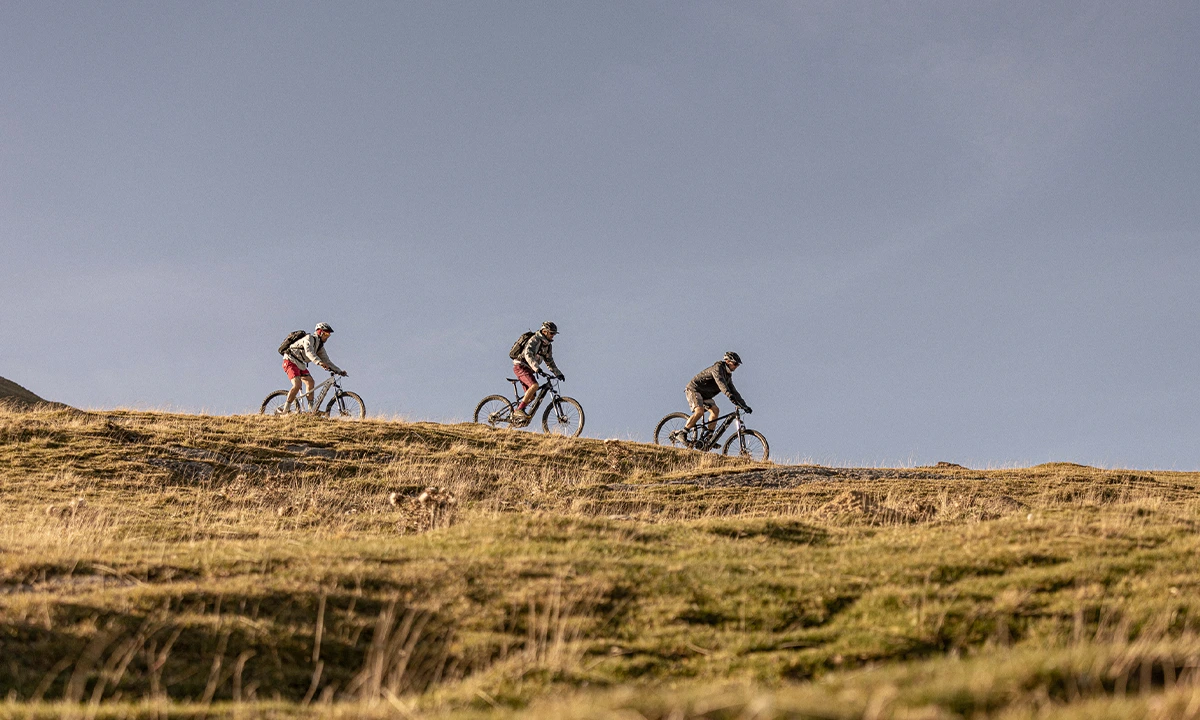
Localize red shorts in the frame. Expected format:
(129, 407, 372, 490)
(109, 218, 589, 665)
(513, 362, 537, 391)
(283, 359, 310, 379)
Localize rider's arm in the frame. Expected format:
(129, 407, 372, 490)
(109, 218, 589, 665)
(313, 343, 343, 374)
(521, 335, 544, 373)
(541, 341, 562, 378)
(714, 365, 748, 409)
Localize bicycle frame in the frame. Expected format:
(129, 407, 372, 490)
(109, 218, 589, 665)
(507, 374, 562, 416)
(295, 373, 342, 413)
(691, 408, 747, 451)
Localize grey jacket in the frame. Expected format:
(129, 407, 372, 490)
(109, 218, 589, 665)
(285, 333, 344, 374)
(686, 361, 747, 407)
(517, 331, 561, 377)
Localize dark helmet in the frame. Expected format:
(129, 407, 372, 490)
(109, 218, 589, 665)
(315, 322, 334, 333)
(723, 351, 742, 365)
(541, 321, 559, 334)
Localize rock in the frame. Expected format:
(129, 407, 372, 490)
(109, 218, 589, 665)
(285, 445, 337, 458)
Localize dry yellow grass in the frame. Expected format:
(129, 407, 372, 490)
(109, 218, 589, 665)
(2, 405, 1200, 718)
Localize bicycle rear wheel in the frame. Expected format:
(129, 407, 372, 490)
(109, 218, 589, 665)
(542, 396, 584, 437)
(260, 390, 290, 415)
(722, 429, 769, 462)
(653, 412, 691, 447)
(327, 391, 366, 419)
(474, 395, 515, 428)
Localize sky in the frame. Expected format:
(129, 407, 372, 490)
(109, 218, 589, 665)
(3, 1, 1199, 468)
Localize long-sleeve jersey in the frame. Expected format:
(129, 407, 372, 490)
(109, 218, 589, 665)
(686, 361, 746, 407)
(518, 332, 561, 377)
(285, 333, 344, 374)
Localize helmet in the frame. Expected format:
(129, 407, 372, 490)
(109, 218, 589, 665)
(541, 321, 559, 334)
(723, 351, 742, 365)
(315, 322, 334, 333)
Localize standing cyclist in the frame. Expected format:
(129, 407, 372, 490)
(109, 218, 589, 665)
(512, 321, 565, 423)
(282, 322, 347, 412)
(670, 352, 751, 446)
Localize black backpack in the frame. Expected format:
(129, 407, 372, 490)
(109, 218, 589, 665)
(278, 330, 308, 356)
(508, 331, 535, 360)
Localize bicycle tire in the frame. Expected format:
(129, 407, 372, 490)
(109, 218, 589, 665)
(326, 391, 366, 419)
(542, 396, 584, 437)
(260, 390, 290, 415)
(653, 412, 691, 447)
(722, 429, 769, 462)
(474, 395, 515, 428)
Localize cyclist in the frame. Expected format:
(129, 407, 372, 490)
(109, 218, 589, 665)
(282, 322, 347, 412)
(512, 321, 565, 422)
(670, 351, 752, 447)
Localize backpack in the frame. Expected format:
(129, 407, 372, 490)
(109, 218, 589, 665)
(508, 331, 536, 360)
(278, 330, 308, 356)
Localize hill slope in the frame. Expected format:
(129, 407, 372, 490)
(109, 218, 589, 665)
(0, 375, 49, 406)
(0, 374, 70, 410)
(1, 406, 1199, 718)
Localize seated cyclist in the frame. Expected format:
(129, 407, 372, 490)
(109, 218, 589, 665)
(282, 322, 347, 411)
(512, 321, 565, 422)
(670, 351, 751, 446)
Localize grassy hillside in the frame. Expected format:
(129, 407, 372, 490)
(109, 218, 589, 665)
(0, 375, 63, 410)
(2, 406, 1199, 718)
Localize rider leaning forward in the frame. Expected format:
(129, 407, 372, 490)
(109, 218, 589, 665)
(282, 322, 347, 412)
(512, 321, 565, 422)
(671, 351, 752, 447)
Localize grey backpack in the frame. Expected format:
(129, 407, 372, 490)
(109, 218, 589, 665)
(278, 330, 307, 356)
(508, 331, 535, 360)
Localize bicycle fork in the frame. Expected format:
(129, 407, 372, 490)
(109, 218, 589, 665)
(548, 398, 570, 423)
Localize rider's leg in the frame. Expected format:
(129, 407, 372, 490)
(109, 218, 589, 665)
(285, 377, 304, 409)
(514, 363, 538, 413)
(705, 405, 719, 434)
(672, 393, 708, 446)
(683, 390, 709, 430)
(283, 361, 310, 410)
(302, 375, 316, 407)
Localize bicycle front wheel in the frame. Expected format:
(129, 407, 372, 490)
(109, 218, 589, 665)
(326, 391, 365, 419)
(722, 429, 769, 462)
(260, 390, 290, 415)
(653, 413, 691, 447)
(542, 397, 584, 437)
(474, 395, 515, 428)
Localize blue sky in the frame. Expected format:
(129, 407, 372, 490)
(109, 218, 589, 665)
(3, 1, 1199, 468)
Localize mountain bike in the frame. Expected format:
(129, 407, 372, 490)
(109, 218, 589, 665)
(653, 406, 768, 461)
(473, 372, 584, 437)
(260, 372, 365, 419)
